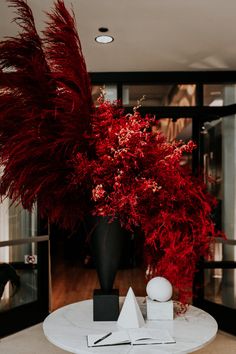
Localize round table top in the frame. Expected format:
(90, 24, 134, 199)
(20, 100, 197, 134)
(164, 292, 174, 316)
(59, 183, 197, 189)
(43, 298, 217, 354)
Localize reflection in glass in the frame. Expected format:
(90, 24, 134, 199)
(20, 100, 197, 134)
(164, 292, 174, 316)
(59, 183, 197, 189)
(204, 84, 236, 106)
(9, 203, 37, 240)
(122, 84, 196, 107)
(204, 268, 236, 309)
(0, 198, 38, 311)
(159, 117, 192, 142)
(1, 200, 37, 256)
(203, 106, 236, 310)
(92, 85, 117, 104)
(0, 243, 38, 312)
(202, 119, 222, 202)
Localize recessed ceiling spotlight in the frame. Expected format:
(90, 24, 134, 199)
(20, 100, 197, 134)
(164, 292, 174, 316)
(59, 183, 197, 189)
(95, 35, 114, 44)
(98, 27, 109, 33)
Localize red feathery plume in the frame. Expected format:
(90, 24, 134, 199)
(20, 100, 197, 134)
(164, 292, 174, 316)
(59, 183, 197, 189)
(0, 0, 54, 106)
(43, 0, 93, 151)
(0, 0, 93, 229)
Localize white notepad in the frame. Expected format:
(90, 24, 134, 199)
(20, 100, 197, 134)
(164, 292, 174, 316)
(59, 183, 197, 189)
(87, 328, 175, 347)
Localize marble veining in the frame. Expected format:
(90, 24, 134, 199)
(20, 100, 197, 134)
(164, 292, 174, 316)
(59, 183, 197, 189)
(43, 298, 217, 354)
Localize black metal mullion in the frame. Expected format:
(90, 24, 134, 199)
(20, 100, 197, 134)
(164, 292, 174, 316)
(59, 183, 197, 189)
(117, 83, 123, 103)
(116, 105, 236, 118)
(202, 261, 236, 269)
(192, 84, 203, 174)
(90, 71, 236, 84)
(37, 240, 49, 318)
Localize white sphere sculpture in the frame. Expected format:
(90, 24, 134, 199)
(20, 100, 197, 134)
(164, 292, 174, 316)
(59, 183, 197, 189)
(146, 276, 173, 302)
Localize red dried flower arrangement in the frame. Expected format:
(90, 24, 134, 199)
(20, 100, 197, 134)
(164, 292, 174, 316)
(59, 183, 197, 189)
(73, 98, 221, 303)
(0, 0, 222, 303)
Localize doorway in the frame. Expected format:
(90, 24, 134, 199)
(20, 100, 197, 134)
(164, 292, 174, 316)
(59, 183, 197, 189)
(194, 115, 236, 335)
(0, 202, 49, 337)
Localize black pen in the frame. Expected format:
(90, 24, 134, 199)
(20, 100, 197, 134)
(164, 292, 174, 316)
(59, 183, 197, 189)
(94, 332, 112, 345)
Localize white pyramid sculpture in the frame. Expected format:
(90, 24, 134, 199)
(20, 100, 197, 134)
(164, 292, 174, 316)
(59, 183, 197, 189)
(117, 287, 145, 328)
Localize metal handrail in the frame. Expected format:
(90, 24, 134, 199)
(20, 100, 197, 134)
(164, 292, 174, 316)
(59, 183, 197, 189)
(0, 235, 49, 247)
(214, 237, 236, 245)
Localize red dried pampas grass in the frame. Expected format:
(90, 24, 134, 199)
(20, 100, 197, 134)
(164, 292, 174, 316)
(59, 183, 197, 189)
(0, 0, 93, 229)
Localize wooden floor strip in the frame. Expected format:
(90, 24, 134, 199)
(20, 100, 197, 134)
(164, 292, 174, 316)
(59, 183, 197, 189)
(51, 261, 146, 310)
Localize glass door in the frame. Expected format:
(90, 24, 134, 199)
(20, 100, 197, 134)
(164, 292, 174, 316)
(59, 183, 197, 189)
(194, 113, 236, 335)
(0, 200, 50, 337)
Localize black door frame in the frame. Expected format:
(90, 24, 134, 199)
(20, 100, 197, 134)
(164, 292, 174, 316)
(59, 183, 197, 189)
(193, 238, 236, 335)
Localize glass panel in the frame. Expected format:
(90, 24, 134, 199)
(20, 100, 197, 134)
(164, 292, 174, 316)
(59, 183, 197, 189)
(204, 268, 236, 309)
(92, 85, 117, 105)
(0, 200, 37, 272)
(204, 84, 236, 106)
(203, 120, 222, 196)
(0, 201, 37, 246)
(9, 203, 38, 240)
(0, 242, 38, 311)
(203, 103, 236, 309)
(208, 242, 223, 262)
(122, 84, 196, 107)
(159, 117, 192, 143)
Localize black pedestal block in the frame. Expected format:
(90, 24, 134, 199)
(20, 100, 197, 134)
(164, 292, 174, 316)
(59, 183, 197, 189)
(93, 289, 119, 321)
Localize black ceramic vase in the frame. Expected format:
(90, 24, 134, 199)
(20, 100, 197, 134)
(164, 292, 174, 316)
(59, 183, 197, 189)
(91, 216, 124, 291)
(91, 216, 124, 321)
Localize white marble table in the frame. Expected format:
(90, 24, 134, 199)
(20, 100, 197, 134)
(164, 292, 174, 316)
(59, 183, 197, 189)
(43, 298, 217, 354)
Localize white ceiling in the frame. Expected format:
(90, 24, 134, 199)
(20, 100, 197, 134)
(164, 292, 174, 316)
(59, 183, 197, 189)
(0, 0, 236, 72)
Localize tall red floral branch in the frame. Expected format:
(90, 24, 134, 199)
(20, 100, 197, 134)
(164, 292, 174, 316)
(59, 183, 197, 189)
(0, 0, 93, 229)
(73, 100, 224, 303)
